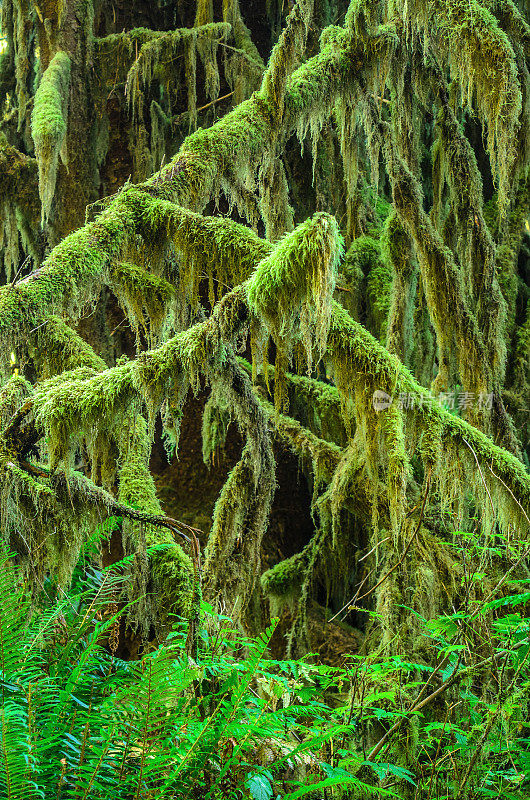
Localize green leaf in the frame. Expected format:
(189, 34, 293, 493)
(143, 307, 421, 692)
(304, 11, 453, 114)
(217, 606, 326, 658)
(245, 770, 274, 800)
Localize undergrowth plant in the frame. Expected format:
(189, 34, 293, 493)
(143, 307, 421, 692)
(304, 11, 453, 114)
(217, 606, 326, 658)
(0, 549, 385, 799)
(1, 537, 529, 800)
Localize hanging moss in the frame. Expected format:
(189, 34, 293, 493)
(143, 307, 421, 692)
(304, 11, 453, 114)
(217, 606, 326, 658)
(141, 195, 272, 308)
(383, 210, 416, 364)
(260, 0, 314, 121)
(116, 413, 194, 624)
(0, 0, 529, 672)
(393, 0, 523, 215)
(110, 261, 176, 347)
(222, 0, 264, 104)
(202, 358, 275, 627)
(202, 391, 232, 463)
(125, 23, 229, 129)
(247, 212, 343, 400)
(31, 52, 71, 226)
(0, 373, 33, 428)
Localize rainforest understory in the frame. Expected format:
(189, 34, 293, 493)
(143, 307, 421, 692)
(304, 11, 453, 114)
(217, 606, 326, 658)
(1, 0, 530, 797)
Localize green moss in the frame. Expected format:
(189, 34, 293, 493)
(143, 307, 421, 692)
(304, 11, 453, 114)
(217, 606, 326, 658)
(117, 414, 194, 621)
(398, 0, 523, 215)
(343, 235, 381, 277)
(259, 0, 313, 121)
(0, 373, 33, 427)
(31, 52, 71, 225)
(382, 211, 416, 363)
(142, 197, 272, 307)
(110, 262, 175, 345)
(202, 393, 232, 464)
(125, 23, 229, 128)
(247, 213, 343, 400)
(261, 549, 310, 599)
(222, 0, 264, 104)
(31, 315, 107, 378)
(0, 186, 152, 358)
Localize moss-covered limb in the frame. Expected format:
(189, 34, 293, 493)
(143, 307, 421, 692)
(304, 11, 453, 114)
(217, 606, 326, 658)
(124, 23, 229, 125)
(0, 186, 269, 366)
(0, 185, 155, 358)
(265, 399, 343, 485)
(95, 26, 173, 55)
(31, 51, 71, 226)
(25, 281, 249, 480)
(396, 0, 523, 215)
(383, 211, 416, 365)
(142, 23, 361, 211)
(0, 24, 362, 347)
(30, 364, 134, 474)
(247, 212, 343, 392)
(45, 465, 195, 543)
(325, 299, 530, 538)
(5, 326, 194, 621)
(0, 453, 194, 603)
(203, 357, 275, 624)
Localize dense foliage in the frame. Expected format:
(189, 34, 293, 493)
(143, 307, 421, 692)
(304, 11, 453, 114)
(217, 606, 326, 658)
(1, 546, 530, 798)
(1, 0, 530, 796)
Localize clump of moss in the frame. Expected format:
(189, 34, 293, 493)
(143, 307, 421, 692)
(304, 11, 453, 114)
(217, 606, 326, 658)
(261, 549, 310, 611)
(125, 23, 229, 130)
(110, 262, 176, 346)
(247, 212, 343, 404)
(31, 52, 71, 226)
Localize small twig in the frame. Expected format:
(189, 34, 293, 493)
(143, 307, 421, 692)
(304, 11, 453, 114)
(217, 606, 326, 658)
(10, 256, 31, 288)
(196, 91, 235, 114)
(358, 536, 391, 562)
(462, 438, 495, 519)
